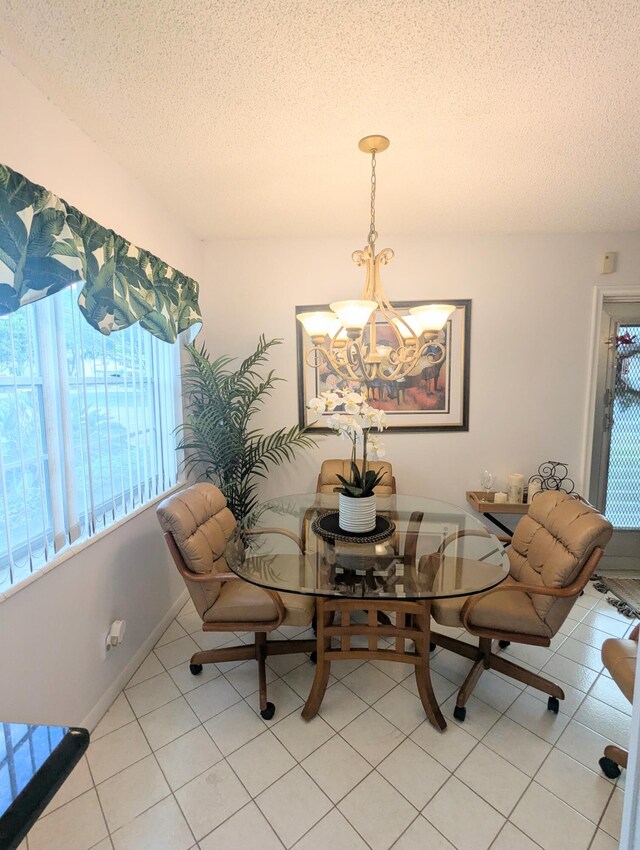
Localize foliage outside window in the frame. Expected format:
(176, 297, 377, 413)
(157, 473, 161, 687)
(0, 283, 180, 592)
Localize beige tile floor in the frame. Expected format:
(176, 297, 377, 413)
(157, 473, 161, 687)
(25, 583, 634, 850)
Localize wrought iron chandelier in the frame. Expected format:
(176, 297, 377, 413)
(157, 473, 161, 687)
(297, 135, 455, 383)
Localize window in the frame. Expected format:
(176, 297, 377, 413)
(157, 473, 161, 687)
(0, 285, 180, 591)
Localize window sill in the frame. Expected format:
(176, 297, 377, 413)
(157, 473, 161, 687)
(0, 481, 186, 605)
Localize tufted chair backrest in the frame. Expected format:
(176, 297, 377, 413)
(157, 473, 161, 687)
(157, 483, 237, 618)
(317, 459, 396, 495)
(509, 491, 612, 635)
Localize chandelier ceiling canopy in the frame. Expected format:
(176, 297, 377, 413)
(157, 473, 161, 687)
(297, 135, 455, 384)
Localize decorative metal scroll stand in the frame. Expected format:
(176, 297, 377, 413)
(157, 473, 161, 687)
(527, 461, 575, 498)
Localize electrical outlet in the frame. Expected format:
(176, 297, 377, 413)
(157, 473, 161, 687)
(104, 619, 127, 654)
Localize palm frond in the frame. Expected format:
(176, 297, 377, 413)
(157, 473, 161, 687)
(236, 335, 282, 378)
(246, 425, 317, 479)
(177, 336, 318, 524)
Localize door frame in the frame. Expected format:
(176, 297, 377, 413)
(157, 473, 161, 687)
(621, 662, 640, 850)
(583, 286, 640, 850)
(581, 285, 640, 499)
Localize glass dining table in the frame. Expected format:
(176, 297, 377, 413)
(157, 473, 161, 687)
(225, 493, 509, 731)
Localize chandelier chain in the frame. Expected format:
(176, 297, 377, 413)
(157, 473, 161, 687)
(297, 135, 451, 382)
(368, 151, 377, 247)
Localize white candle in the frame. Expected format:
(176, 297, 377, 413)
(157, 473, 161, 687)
(507, 473, 525, 503)
(494, 491, 508, 503)
(527, 480, 542, 503)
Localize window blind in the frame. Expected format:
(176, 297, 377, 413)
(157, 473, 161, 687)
(0, 283, 180, 592)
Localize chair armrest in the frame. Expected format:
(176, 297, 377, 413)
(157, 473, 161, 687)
(461, 546, 604, 633)
(243, 527, 304, 553)
(182, 569, 242, 584)
(257, 586, 286, 622)
(233, 529, 298, 624)
(182, 569, 286, 623)
(212, 572, 243, 582)
(164, 533, 286, 624)
(301, 505, 318, 550)
(437, 528, 512, 555)
(437, 528, 491, 554)
(403, 511, 424, 566)
(630, 624, 639, 642)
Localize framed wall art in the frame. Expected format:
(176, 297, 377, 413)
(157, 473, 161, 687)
(296, 299, 471, 432)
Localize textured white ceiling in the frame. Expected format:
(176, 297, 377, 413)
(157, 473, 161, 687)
(1, 1, 640, 239)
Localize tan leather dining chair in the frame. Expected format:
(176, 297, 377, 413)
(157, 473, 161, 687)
(431, 492, 613, 720)
(316, 459, 396, 495)
(599, 624, 638, 778)
(157, 483, 316, 719)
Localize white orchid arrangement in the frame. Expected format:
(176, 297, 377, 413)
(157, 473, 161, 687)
(307, 389, 388, 498)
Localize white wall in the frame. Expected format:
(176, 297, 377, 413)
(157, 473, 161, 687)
(199, 233, 640, 506)
(0, 55, 202, 278)
(0, 56, 202, 725)
(0, 506, 186, 727)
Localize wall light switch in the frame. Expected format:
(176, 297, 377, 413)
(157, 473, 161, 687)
(601, 252, 617, 274)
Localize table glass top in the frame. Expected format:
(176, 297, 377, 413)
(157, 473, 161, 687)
(226, 494, 509, 600)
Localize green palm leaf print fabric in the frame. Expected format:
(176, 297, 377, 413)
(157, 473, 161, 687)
(0, 164, 201, 343)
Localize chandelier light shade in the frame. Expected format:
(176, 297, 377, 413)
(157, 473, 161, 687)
(296, 311, 341, 342)
(409, 303, 457, 333)
(329, 300, 378, 334)
(390, 314, 423, 340)
(297, 135, 456, 383)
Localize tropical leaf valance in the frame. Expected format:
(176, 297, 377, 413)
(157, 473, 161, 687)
(0, 163, 201, 343)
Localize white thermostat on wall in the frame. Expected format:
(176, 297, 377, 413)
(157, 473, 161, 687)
(601, 252, 617, 274)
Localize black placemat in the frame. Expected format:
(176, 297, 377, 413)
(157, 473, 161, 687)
(312, 511, 395, 544)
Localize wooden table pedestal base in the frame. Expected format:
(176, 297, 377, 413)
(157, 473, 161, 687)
(302, 597, 446, 731)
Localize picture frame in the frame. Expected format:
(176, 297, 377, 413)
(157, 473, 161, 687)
(296, 299, 471, 432)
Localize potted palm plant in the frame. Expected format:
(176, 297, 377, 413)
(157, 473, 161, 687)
(178, 336, 316, 525)
(307, 389, 388, 532)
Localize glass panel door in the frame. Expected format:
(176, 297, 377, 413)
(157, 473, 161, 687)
(590, 300, 640, 571)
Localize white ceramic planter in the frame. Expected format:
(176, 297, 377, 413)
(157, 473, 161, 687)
(338, 493, 377, 533)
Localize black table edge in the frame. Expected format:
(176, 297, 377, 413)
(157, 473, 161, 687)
(0, 726, 90, 850)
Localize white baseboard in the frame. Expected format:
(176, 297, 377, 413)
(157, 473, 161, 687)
(81, 589, 189, 732)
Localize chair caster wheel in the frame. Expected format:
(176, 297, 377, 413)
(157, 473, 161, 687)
(310, 651, 317, 664)
(430, 642, 436, 652)
(599, 756, 622, 779)
(261, 702, 276, 720)
(547, 696, 560, 714)
(189, 664, 203, 675)
(498, 640, 510, 649)
(453, 705, 466, 722)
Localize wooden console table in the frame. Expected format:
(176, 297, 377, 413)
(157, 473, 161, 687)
(466, 490, 529, 536)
